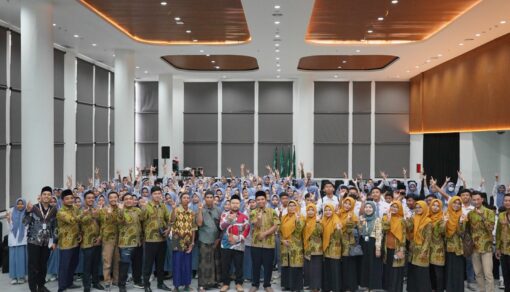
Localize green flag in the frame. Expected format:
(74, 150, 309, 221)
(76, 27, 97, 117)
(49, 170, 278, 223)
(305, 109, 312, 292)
(273, 147, 278, 172)
(292, 145, 296, 178)
(286, 146, 292, 177)
(279, 147, 285, 176)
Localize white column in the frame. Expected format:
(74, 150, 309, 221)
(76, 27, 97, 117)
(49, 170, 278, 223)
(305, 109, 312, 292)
(294, 77, 314, 175)
(172, 78, 184, 170)
(158, 74, 173, 176)
(348, 81, 353, 178)
(63, 51, 77, 185)
(114, 50, 135, 176)
(370, 81, 376, 178)
(21, 0, 54, 202)
(409, 134, 424, 180)
(459, 132, 479, 188)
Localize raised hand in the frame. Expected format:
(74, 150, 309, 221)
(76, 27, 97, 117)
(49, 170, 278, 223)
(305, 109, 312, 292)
(26, 201, 33, 212)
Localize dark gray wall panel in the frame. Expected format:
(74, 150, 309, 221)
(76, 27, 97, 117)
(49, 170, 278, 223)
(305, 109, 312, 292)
(183, 114, 218, 142)
(353, 113, 371, 144)
(95, 67, 109, 107)
(109, 145, 114, 179)
(0, 89, 5, 145)
(222, 82, 255, 113)
(314, 114, 349, 144)
(54, 144, 64, 187)
(95, 107, 109, 143)
(135, 113, 158, 143)
(258, 143, 292, 175)
(136, 81, 158, 113)
(222, 114, 254, 143)
(54, 98, 65, 143)
(221, 143, 254, 176)
(76, 144, 93, 184)
(76, 103, 93, 143)
(375, 144, 410, 177)
(0, 28, 7, 87)
(353, 81, 371, 113)
(375, 82, 409, 114)
(135, 143, 158, 168)
(10, 145, 21, 204)
(352, 144, 370, 177)
(10, 32, 21, 90)
(314, 82, 349, 113)
(314, 144, 348, 177)
(54, 50, 65, 99)
(184, 82, 218, 113)
(375, 114, 410, 143)
(77, 59, 94, 104)
(95, 143, 109, 175)
(183, 143, 218, 176)
(10, 90, 21, 144)
(110, 73, 115, 106)
(258, 82, 293, 113)
(110, 109, 114, 142)
(0, 146, 5, 210)
(258, 114, 292, 143)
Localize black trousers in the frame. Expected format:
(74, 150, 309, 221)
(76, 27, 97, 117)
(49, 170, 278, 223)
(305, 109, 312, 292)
(221, 249, 244, 285)
(132, 245, 143, 284)
(143, 241, 167, 286)
(501, 254, 510, 292)
(27, 243, 51, 292)
(430, 264, 445, 292)
(251, 247, 274, 288)
(82, 246, 101, 289)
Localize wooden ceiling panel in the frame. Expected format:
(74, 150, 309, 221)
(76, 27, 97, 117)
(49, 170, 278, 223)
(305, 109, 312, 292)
(306, 0, 481, 44)
(161, 55, 259, 71)
(79, 0, 250, 45)
(298, 55, 399, 71)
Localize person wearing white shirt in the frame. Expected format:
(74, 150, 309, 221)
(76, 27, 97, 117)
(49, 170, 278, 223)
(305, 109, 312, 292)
(321, 181, 339, 212)
(369, 187, 390, 218)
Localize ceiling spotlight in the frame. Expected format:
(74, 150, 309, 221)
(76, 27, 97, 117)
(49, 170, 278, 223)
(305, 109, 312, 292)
(73, 34, 79, 38)
(275, 43, 280, 47)
(206, 54, 210, 57)
(437, 53, 443, 57)
(274, 5, 281, 9)
(214, 66, 220, 69)
(391, 0, 398, 3)
(211, 60, 216, 64)
(355, 49, 361, 53)
(396, 75, 400, 78)
(222, 75, 227, 79)
(274, 20, 280, 25)
(426, 59, 431, 63)
(136, 66, 140, 69)
(415, 65, 420, 68)
(160, 1, 167, 5)
(199, 49, 204, 53)
(337, 66, 342, 69)
(277, 69, 281, 72)
(378, 17, 384, 21)
(144, 70, 148, 74)
(276, 75, 281, 78)
(277, 63, 280, 67)
(275, 49, 280, 53)
(92, 43, 97, 47)
(406, 70, 411, 73)
(174, 17, 181, 21)
(275, 34, 280, 38)
(53, 23, 56, 27)
(367, 30, 373, 33)
(459, 43, 464, 46)
(501, 20, 507, 24)
(112, 54, 116, 57)
(334, 75, 338, 78)
(276, 57, 280, 60)
(186, 30, 192, 34)
(193, 39, 198, 42)
(342, 60, 347, 64)
(475, 33, 481, 37)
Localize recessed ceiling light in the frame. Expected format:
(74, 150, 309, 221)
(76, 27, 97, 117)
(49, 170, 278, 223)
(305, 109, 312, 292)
(355, 49, 361, 53)
(275, 49, 280, 53)
(342, 60, 347, 64)
(274, 20, 280, 25)
(277, 64, 280, 67)
(334, 75, 338, 78)
(144, 70, 148, 74)
(174, 17, 181, 21)
(396, 75, 400, 78)
(406, 70, 411, 73)
(92, 43, 97, 47)
(160, 1, 167, 5)
(193, 39, 198, 42)
(459, 43, 464, 46)
(73, 34, 79, 38)
(136, 66, 140, 69)
(112, 54, 116, 57)
(176, 21, 184, 25)
(426, 59, 431, 63)
(500, 20, 507, 24)
(378, 17, 384, 21)
(199, 49, 204, 53)
(276, 75, 280, 78)
(475, 33, 481, 37)
(337, 66, 342, 69)
(222, 75, 227, 79)
(53, 23, 56, 27)
(275, 34, 280, 38)
(391, 0, 398, 4)
(276, 57, 280, 60)
(211, 60, 216, 64)
(367, 30, 373, 33)
(277, 69, 281, 72)
(437, 53, 443, 57)
(275, 43, 280, 47)
(206, 54, 210, 57)
(415, 65, 420, 68)
(215, 66, 220, 69)
(274, 5, 281, 9)
(186, 30, 192, 34)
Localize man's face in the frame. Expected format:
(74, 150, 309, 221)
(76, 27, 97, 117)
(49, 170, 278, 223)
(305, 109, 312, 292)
(63, 195, 74, 206)
(460, 192, 471, 204)
(280, 196, 289, 207)
(205, 194, 214, 206)
(40, 191, 51, 204)
(124, 195, 134, 207)
(256, 196, 266, 208)
(180, 194, 190, 206)
(152, 190, 162, 203)
(504, 196, 510, 210)
(323, 184, 334, 195)
(372, 189, 381, 201)
(109, 193, 118, 206)
(472, 194, 483, 208)
(407, 198, 416, 209)
(230, 199, 240, 211)
(85, 194, 95, 207)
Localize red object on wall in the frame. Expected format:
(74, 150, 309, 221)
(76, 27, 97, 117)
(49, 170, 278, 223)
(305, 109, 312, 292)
(416, 164, 421, 173)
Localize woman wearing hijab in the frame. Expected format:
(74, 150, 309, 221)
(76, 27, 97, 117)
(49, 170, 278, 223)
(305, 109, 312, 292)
(303, 203, 322, 292)
(279, 200, 305, 292)
(321, 203, 343, 292)
(359, 201, 383, 291)
(429, 199, 446, 292)
(445, 196, 466, 292)
(382, 201, 407, 292)
(338, 196, 359, 292)
(7, 198, 28, 284)
(407, 200, 433, 292)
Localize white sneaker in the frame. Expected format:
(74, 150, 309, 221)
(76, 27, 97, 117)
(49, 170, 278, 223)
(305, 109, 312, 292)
(10, 279, 18, 285)
(499, 279, 505, 289)
(17, 278, 25, 284)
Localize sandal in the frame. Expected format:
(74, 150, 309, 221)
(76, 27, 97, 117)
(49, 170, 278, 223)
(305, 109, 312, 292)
(220, 285, 229, 292)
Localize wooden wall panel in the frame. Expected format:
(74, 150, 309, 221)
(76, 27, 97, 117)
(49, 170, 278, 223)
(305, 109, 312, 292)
(410, 33, 510, 133)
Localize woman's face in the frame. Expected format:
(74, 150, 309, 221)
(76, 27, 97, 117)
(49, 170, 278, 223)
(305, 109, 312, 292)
(307, 207, 315, 217)
(288, 202, 297, 214)
(431, 201, 440, 213)
(16, 200, 24, 211)
(271, 197, 279, 206)
(343, 200, 352, 211)
(98, 197, 105, 206)
(364, 204, 374, 216)
(415, 204, 423, 215)
(390, 204, 399, 214)
(452, 199, 462, 211)
(324, 206, 333, 218)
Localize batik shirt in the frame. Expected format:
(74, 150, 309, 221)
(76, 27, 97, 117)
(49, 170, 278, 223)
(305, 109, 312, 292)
(219, 210, 250, 251)
(142, 201, 171, 243)
(23, 204, 57, 247)
(279, 218, 305, 267)
(429, 220, 446, 266)
(407, 220, 432, 267)
(98, 207, 119, 244)
(249, 207, 280, 248)
(79, 207, 101, 248)
(57, 205, 81, 250)
(304, 222, 323, 260)
(117, 207, 143, 248)
(467, 206, 496, 253)
(171, 206, 197, 252)
(496, 211, 510, 255)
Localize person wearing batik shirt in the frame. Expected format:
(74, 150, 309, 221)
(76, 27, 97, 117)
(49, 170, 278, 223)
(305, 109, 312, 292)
(219, 194, 250, 292)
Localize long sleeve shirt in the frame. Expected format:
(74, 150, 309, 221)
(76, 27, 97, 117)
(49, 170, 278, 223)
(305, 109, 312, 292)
(219, 210, 250, 251)
(23, 204, 57, 247)
(57, 205, 81, 250)
(468, 206, 496, 253)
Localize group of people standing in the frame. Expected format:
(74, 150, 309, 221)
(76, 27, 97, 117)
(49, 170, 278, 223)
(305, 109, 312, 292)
(3, 165, 510, 292)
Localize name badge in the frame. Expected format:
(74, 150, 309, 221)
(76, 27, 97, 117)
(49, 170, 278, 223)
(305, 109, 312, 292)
(365, 236, 369, 242)
(42, 223, 47, 230)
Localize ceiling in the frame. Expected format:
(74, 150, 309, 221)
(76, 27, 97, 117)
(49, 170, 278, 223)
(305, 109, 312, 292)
(298, 55, 399, 71)
(162, 54, 259, 71)
(0, 0, 509, 81)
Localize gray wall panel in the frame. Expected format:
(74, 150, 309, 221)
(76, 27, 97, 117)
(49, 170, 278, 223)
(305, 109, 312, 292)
(314, 144, 348, 178)
(0, 146, 5, 210)
(183, 114, 218, 142)
(222, 82, 255, 113)
(135, 113, 158, 143)
(54, 98, 65, 143)
(0, 28, 6, 87)
(10, 145, 21, 204)
(109, 145, 114, 179)
(0, 89, 5, 145)
(184, 82, 218, 113)
(95, 107, 109, 143)
(76, 144, 93, 184)
(314, 82, 349, 113)
(183, 143, 218, 175)
(221, 143, 254, 176)
(375, 114, 410, 143)
(54, 144, 64, 187)
(77, 59, 94, 104)
(258, 143, 292, 175)
(222, 114, 254, 143)
(353, 81, 371, 113)
(136, 81, 158, 113)
(10, 90, 21, 144)
(10, 33, 21, 90)
(54, 50, 65, 99)
(314, 114, 349, 144)
(135, 143, 158, 168)
(95, 67, 109, 107)
(76, 103, 93, 143)
(110, 109, 114, 143)
(352, 144, 371, 177)
(258, 82, 293, 113)
(258, 114, 292, 143)
(375, 144, 410, 177)
(353, 114, 371, 144)
(375, 82, 409, 114)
